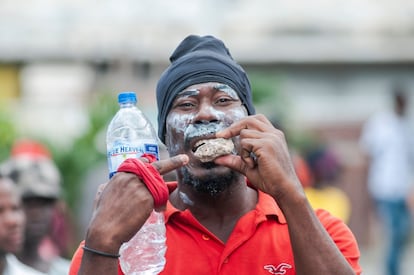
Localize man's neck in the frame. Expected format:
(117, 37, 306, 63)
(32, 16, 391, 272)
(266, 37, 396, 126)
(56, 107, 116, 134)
(170, 181, 258, 242)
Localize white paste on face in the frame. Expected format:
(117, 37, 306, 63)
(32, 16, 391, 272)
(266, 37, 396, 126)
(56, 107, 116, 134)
(179, 191, 194, 206)
(213, 83, 239, 99)
(165, 82, 247, 154)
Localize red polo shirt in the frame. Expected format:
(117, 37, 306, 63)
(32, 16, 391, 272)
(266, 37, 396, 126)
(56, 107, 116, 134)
(70, 183, 361, 275)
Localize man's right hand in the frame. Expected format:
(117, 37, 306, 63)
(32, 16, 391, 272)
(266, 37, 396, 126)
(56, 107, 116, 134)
(85, 154, 189, 255)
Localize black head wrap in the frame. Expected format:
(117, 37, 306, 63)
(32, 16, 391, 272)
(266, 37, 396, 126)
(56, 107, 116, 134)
(156, 34, 255, 143)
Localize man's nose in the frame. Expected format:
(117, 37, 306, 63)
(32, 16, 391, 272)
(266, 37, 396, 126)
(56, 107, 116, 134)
(193, 103, 220, 124)
(4, 210, 23, 227)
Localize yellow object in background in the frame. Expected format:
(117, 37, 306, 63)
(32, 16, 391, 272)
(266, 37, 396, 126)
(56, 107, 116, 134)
(0, 65, 20, 99)
(304, 186, 351, 224)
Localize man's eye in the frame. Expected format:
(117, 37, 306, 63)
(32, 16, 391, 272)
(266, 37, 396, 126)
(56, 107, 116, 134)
(174, 101, 196, 109)
(215, 97, 236, 105)
(179, 102, 195, 107)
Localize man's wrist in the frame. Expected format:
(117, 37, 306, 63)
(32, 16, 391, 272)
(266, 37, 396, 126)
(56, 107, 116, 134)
(82, 245, 120, 258)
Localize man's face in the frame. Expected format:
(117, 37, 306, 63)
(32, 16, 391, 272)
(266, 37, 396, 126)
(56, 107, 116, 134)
(0, 178, 25, 254)
(165, 82, 247, 194)
(22, 197, 55, 242)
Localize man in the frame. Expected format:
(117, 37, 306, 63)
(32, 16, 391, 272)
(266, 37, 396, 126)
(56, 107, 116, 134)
(0, 152, 71, 275)
(0, 175, 43, 275)
(359, 88, 413, 275)
(70, 35, 361, 274)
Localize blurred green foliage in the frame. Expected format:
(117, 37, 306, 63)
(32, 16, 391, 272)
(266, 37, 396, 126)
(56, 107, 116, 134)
(249, 71, 314, 152)
(0, 104, 18, 161)
(250, 73, 278, 105)
(249, 71, 288, 124)
(47, 92, 118, 212)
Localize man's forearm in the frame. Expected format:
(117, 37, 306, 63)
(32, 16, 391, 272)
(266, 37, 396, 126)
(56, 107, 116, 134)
(278, 193, 355, 275)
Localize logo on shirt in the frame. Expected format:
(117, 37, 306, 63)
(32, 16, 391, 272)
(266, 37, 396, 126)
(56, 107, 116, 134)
(264, 263, 292, 274)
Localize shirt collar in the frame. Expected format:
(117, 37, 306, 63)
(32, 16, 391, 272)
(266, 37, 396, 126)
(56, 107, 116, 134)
(165, 181, 286, 224)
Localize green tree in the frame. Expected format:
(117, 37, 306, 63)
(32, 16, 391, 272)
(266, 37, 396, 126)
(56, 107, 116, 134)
(48, 92, 118, 212)
(0, 103, 18, 162)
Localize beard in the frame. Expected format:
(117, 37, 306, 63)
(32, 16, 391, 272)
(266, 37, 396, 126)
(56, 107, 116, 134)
(180, 164, 241, 197)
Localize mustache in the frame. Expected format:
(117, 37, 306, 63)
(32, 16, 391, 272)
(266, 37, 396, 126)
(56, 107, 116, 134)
(184, 122, 227, 146)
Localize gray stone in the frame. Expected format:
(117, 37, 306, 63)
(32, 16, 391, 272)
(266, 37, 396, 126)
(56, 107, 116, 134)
(194, 138, 234, 162)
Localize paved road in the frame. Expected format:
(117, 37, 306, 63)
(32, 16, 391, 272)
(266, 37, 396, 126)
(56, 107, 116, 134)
(359, 235, 414, 275)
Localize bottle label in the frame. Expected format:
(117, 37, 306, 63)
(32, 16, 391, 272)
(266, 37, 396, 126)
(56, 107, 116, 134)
(108, 140, 159, 178)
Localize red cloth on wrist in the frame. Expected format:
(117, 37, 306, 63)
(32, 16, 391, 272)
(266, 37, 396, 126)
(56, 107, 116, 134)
(117, 154, 168, 208)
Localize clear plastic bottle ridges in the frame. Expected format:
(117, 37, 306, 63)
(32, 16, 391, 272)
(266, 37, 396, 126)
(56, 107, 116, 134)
(106, 91, 166, 275)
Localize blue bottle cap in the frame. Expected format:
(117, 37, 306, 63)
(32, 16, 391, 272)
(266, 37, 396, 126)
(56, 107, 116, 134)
(118, 92, 137, 104)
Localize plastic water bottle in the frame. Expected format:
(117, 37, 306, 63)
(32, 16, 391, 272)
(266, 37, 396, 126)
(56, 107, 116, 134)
(106, 91, 160, 179)
(106, 91, 167, 275)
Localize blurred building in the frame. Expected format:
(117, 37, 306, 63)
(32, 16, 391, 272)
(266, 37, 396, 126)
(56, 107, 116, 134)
(1, 0, 414, 246)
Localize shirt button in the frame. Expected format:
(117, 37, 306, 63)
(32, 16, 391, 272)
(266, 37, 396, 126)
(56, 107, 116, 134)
(202, 234, 210, 240)
(223, 258, 229, 264)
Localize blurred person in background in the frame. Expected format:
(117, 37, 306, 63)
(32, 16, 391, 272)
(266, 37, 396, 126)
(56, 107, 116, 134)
(0, 140, 72, 275)
(359, 86, 414, 275)
(272, 120, 351, 223)
(304, 146, 351, 224)
(0, 175, 43, 275)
